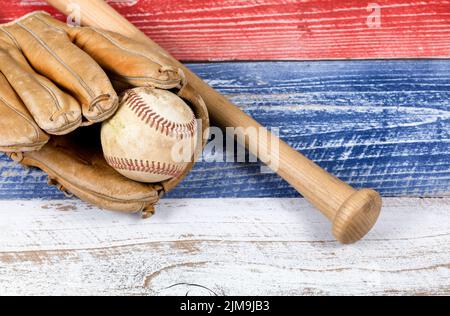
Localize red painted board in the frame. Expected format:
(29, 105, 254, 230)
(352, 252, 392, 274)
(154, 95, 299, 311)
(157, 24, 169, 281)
(0, 0, 449, 61)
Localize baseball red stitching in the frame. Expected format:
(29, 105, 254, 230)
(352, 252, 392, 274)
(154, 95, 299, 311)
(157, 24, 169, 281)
(105, 156, 184, 177)
(126, 90, 197, 139)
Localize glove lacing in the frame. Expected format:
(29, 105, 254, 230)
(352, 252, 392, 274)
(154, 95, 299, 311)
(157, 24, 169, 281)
(89, 93, 114, 113)
(159, 66, 187, 91)
(50, 108, 78, 122)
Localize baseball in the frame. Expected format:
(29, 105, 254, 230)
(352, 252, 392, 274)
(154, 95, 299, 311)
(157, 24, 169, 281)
(101, 87, 198, 183)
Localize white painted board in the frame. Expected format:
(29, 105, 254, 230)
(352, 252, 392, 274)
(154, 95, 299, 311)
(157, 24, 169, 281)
(0, 198, 449, 295)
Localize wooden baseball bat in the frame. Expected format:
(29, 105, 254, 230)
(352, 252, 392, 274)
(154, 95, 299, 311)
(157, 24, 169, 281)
(45, 0, 382, 244)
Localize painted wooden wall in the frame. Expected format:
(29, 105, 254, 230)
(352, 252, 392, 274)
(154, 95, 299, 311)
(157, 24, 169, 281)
(1, 60, 448, 198)
(1, 198, 449, 295)
(0, 0, 449, 297)
(1, 0, 449, 60)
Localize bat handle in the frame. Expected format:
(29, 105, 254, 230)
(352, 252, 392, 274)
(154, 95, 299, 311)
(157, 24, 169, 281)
(277, 141, 382, 244)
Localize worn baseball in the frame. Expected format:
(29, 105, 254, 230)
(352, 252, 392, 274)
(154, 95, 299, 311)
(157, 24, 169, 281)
(101, 87, 198, 183)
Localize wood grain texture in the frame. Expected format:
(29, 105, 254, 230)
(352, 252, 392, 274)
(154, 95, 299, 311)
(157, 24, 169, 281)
(1, 0, 449, 61)
(0, 198, 448, 296)
(0, 60, 448, 199)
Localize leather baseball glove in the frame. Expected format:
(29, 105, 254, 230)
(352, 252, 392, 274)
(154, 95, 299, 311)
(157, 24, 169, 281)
(0, 11, 209, 217)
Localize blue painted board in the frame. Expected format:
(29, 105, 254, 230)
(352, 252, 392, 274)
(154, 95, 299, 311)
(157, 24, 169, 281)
(0, 60, 449, 199)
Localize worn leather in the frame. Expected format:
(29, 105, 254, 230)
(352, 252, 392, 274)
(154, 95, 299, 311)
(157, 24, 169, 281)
(0, 11, 209, 216)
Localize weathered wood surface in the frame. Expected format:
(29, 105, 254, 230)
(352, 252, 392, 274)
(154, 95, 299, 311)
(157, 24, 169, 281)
(0, 198, 448, 296)
(1, 60, 448, 199)
(2, 0, 449, 61)
(1, 0, 448, 297)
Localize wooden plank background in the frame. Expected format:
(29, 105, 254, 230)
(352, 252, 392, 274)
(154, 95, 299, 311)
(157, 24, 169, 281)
(0, 0, 449, 296)
(1, 60, 448, 199)
(1, 0, 449, 61)
(0, 198, 449, 296)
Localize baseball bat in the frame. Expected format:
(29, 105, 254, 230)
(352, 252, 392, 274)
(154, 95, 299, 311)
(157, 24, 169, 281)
(45, 0, 382, 244)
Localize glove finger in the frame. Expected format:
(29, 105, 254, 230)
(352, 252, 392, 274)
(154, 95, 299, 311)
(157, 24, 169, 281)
(38, 14, 183, 89)
(72, 29, 184, 89)
(0, 72, 49, 152)
(3, 12, 118, 124)
(0, 41, 82, 135)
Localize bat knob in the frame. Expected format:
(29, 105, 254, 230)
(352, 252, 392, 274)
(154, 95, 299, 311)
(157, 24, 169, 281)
(332, 189, 382, 244)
